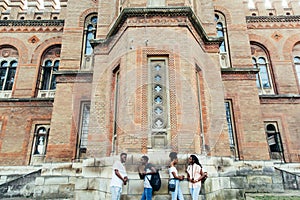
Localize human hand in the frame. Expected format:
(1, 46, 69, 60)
(179, 175, 185, 181)
(123, 176, 128, 185)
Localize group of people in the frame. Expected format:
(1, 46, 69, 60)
(110, 152, 208, 200)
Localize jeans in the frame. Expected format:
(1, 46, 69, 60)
(171, 179, 184, 200)
(190, 187, 201, 200)
(111, 186, 122, 200)
(141, 187, 153, 200)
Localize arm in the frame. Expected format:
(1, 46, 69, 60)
(149, 165, 157, 174)
(114, 169, 128, 185)
(195, 168, 208, 182)
(171, 171, 184, 180)
(186, 167, 193, 182)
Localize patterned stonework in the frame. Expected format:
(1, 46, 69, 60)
(246, 15, 300, 29)
(0, 20, 64, 32)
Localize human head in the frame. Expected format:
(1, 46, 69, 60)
(169, 152, 178, 161)
(189, 154, 202, 167)
(141, 155, 149, 165)
(120, 153, 127, 163)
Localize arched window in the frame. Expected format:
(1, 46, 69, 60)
(215, 12, 231, 68)
(292, 43, 300, 93)
(30, 124, 50, 165)
(0, 45, 18, 98)
(37, 45, 61, 98)
(81, 13, 97, 70)
(251, 43, 275, 95)
(265, 122, 284, 161)
(293, 57, 300, 87)
(33, 126, 49, 155)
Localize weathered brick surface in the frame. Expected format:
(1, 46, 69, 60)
(0, 0, 299, 165)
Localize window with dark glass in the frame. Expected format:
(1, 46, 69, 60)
(253, 57, 271, 89)
(251, 43, 275, 95)
(265, 122, 284, 161)
(81, 14, 97, 70)
(37, 45, 61, 97)
(0, 46, 18, 95)
(0, 60, 17, 91)
(225, 100, 239, 159)
(215, 12, 231, 68)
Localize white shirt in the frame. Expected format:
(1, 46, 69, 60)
(187, 163, 202, 188)
(110, 160, 127, 188)
(168, 166, 178, 179)
(144, 163, 155, 188)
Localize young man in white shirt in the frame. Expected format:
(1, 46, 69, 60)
(110, 153, 128, 200)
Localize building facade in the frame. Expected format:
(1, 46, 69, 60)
(0, 0, 299, 166)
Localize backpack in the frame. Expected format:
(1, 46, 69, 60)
(147, 170, 161, 191)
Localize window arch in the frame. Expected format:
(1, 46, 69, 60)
(251, 43, 275, 95)
(0, 45, 18, 98)
(81, 13, 97, 70)
(37, 45, 61, 98)
(215, 12, 231, 68)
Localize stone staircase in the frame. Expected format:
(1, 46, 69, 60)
(0, 155, 299, 199)
(0, 167, 41, 198)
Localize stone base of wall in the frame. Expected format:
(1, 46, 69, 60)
(0, 155, 299, 199)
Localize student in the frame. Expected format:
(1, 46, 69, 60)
(110, 153, 128, 200)
(186, 155, 207, 200)
(168, 152, 185, 200)
(138, 155, 156, 200)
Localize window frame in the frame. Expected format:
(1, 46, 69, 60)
(224, 100, 239, 160)
(76, 101, 91, 159)
(147, 57, 170, 149)
(264, 122, 285, 161)
(293, 56, 300, 91)
(81, 13, 98, 70)
(215, 12, 231, 68)
(0, 59, 17, 91)
(251, 43, 276, 95)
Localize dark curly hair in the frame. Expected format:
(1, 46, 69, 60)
(190, 154, 202, 168)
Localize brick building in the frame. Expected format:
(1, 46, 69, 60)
(0, 0, 299, 167)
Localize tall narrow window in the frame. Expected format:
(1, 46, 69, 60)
(293, 57, 300, 87)
(30, 125, 50, 165)
(77, 102, 90, 159)
(81, 13, 97, 70)
(225, 100, 239, 159)
(265, 122, 284, 161)
(37, 45, 61, 98)
(292, 43, 300, 92)
(112, 66, 120, 154)
(215, 12, 231, 68)
(0, 45, 18, 98)
(196, 67, 206, 154)
(148, 58, 169, 149)
(33, 126, 49, 155)
(251, 43, 275, 95)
